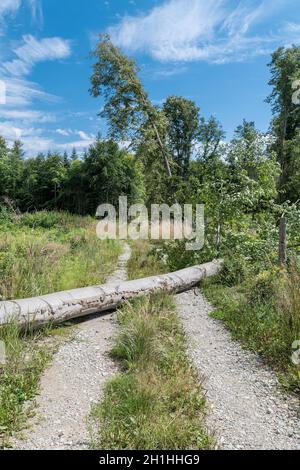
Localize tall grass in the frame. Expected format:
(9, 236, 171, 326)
(90, 294, 212, 450)
(90, 240, 212, 450)
(127, 240, 167, 280)
(204, 260, 300, 392)
(0, 211, 121, 299)
(0, 210, 122, 446)
(0, 321, 59, 447)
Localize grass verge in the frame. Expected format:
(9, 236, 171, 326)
(203, 263, 300, 393)
(90, 241, 212, 450)
(0, 210, 122, 445)
(0, 321, 73, 447)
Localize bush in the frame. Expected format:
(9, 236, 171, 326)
(20, 211, 74, 229)
(218, 256, 249, 287)
(247, 269, 279, 304)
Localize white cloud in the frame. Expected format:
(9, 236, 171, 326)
(0, 108, 55, 122)
(55, 129, 95, 140)
(1, 78, 59, 106)
(77, 130, 93, 140)
(0, 121, 54, 154)
(0, 3, 93, 156)
(27, 0, 43, 27)
(286, 23, 300, 32)
(0, 120, 95, 154)
(274, 22, 300, 48)
(0, 1, 44, 35)
(56, 128, 71, 137)
(0, 33, 72, 154)
(108, 0, 299, 63)
(56, 139, 94, 151)
(3, 35, 72, 76)
(0, 0, 21, 16)
(0, 121, 23, 140)
(109, 0, 225, 61)
(0, 0, 21, 33)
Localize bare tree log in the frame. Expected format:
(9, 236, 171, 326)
(0, 260, 222, 327)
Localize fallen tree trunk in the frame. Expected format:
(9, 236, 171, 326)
(0, 260, 222, 327)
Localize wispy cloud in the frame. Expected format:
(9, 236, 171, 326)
(27, 0, 44, 28)
(154, 66, 188, 78)
(0, 120, 95, 154)
(0, 108, 55, 122)
(0, 0, 21, 33)
(0, 6, 72, 153)
(0, 1, 43, 32)
(109, 0, 300, 63)
(3, 35, 71, 76)
(56, 128, 71, 137)
(0, 0, 21, 17)
(56, 128, 95, 140)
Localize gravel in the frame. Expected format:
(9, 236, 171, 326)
(13, 244, 131, 450)
(176, 289, 300, 450)
(13, 251, 299, 450)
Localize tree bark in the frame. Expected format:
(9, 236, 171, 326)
(0, 260, 222, 327)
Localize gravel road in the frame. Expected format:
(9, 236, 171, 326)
(13, 250, 300, 450)
(177, 289, 300, 450)
(13, 244, 131, 450)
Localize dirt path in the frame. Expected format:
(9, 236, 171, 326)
(14, 244, 131, 450)
(177, 289, 300, 450)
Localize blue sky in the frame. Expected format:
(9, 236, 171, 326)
(0, 0, 299, 154)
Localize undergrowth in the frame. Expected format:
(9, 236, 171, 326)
(0, 210, 121, 300)
(203, 258, 300, 393)
(0, 210, 122, 445)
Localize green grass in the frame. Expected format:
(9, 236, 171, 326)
(0, 320, 73, 447)
(0, 211, 122, 299)
(203, 265, 300, 393)
(0, 210, 122, 445)
(90, 294, 212, 450)
(127, 240, 167, 280)
(90, 240, 212, 450)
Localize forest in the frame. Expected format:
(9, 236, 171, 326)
(0, 36, 300, 451)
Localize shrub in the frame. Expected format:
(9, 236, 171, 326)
(218, 256, 249, 287)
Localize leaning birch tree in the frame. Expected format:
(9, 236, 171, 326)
(90, 34, 173, 179)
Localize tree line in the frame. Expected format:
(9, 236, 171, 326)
(0, 38, 299, 221)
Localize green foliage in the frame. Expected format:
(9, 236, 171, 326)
(127, 240, 167, 280)
(267, 46, 300, 201)
(163, 96, 200, 176)
(84, 138, 145, 210)
(90, 34, 151, 142)
(0, 135, 145, 215)
(217, 257, 249, 287)
(0, 322, 54, 446)
(197, 115, 225, 163)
